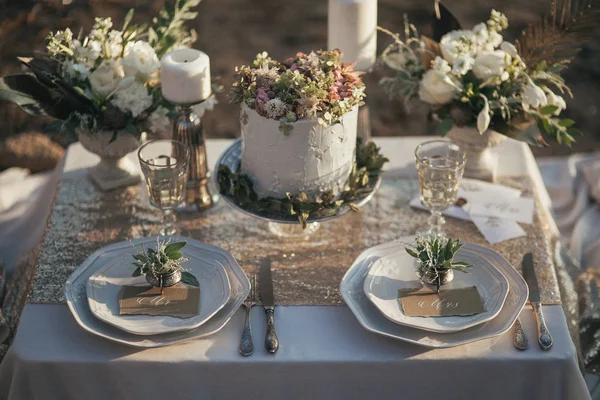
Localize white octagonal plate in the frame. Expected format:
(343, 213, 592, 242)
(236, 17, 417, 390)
(86, 239, 231, 335)
(65, 236, 249, 347)
(340, 239, 528, 348)
(363, 239, 509, 333)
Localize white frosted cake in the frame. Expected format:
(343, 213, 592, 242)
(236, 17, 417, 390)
(240, 104, 358, 199)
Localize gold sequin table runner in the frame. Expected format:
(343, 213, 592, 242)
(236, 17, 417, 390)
(28, 174, 560, 306)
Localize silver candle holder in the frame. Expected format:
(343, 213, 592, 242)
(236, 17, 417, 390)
(172, 98, 218, 212)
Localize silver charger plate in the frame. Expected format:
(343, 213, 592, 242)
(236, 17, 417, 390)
(65, 236, 250, 348)
(340, 240, 528, 348)
(362, 237, 509, 333)
(214, 138, 382, 224)
(86, 240, 232, 336)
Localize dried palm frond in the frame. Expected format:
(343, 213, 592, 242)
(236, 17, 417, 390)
(516, 0, 600, 68)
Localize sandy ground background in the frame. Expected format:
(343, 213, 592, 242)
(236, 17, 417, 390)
(0, 0, 598, 158)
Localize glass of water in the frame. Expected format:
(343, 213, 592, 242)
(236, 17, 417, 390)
(138, 139, 190, 235)
(415, 140, 466, 237)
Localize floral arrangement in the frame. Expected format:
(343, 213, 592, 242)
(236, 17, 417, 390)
(379, 2, 600, 147)
(405, 235, 472, 290)
(0, 0, 205, 141)
(132, 238, 199, 287)
(230, 49, 365, 130)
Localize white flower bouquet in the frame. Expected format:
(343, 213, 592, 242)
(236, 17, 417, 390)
(0, 0, 205, 141)
(379, 2, 599, 147)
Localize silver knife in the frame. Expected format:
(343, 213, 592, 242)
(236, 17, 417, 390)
(522, 253, 553, 350)
(259, 258, 279, 353)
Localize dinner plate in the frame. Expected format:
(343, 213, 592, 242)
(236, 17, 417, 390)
(86, 240, 231, 335)
(340, 239, 528, 348)
(362, 241, 509, 333)
(65, 236, 249, 348)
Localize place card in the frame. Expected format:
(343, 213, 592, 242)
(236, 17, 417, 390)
(471, 215, 526, 244)
(469, 197, 535, 224)
(399, 286, 485, 317)
(119, 285, 200, 318)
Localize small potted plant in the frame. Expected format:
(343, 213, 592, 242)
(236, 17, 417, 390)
(405, 236, 472, 292)
(131, 238, 199, 290)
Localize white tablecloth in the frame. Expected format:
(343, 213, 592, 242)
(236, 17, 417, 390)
(0, 137, 590, 400)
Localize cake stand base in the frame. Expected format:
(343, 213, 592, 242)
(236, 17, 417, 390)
(268, 222, 320, 238)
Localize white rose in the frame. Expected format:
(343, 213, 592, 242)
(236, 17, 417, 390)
(452, 56, 474, 75)
(472, 50, 511, 81)
(418, 69, 462, 105)
(545, 89, 566, 115)
(521, 78, 548, 110)
(440, 30, 477, 64)
(89, 59, 125, 98)
(123, 41, 160, 76)
(111, 81, 153, 117)
(472, 23, 489, 45)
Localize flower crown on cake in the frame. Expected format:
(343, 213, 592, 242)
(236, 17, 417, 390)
(230, 49, 365, 126)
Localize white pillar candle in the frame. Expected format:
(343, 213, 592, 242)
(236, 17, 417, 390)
(328, 0, 378, 72)
(160, 48, 212, 104)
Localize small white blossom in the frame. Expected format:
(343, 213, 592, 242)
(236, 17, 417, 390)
(192, 96, 218, 119)
(76, 40, 102, 68)
(89, 59, 125, 98)
(452, 56, 474, 75)
(477, 95, 491, 134)
(487, 31, 504, 49)
(264, 98, 287, 119)
(106, 30, 124, 58)
(521, 77, 548, 110)
(439, 30, 477, 64)
(545, 89, 567, 115)
(89, 17, 113, 41)
(111, 81, 153, 117)
(432, 56, 451, 74)
(148, 106, 172, 136)
(487, 10, 508, 32)
(62, 59, 91, 80)
(123, 40, 160, 76)
(472, 23, 489, 45)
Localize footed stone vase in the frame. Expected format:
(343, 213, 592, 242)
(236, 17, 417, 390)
(447, 127, 507, 182)
(78, 130, 141, 191)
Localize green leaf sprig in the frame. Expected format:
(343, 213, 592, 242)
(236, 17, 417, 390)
(405, 236, 472, 278)
(131, 238, 199, 287)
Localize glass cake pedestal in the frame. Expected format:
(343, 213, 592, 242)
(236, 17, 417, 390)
(214, 139, 382, 238)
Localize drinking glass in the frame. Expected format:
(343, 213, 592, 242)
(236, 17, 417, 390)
(138, 139, 190, 235)
(415, 140, 466, 237)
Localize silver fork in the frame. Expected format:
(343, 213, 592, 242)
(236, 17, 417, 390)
(239, 275, 257, 356)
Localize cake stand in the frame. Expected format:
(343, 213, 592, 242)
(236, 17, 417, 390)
(214, 139, 382, 237)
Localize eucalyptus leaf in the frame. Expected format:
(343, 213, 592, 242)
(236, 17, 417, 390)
(132, 267, 142, 277)
(181, 271, 200, 287)
(165, 242, 186, 253)
(166, 251, 183, 260)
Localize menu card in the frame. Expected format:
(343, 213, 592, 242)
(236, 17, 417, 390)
(398, 286, 485, 317)
(119, 285, 200, 318)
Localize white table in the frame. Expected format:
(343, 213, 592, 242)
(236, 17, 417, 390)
(0, 137, 590, 400)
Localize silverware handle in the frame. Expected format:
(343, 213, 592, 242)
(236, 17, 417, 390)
(513, 317, 529, 350)
(265, 308, 279, 353)
(239, 306, 254, 356)
(532, 302, 553, 350)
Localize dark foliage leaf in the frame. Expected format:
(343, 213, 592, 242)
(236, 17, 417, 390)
(432, 0, 462, 42)
(0, 74, 63, 118)
(132, 267, 142, 277)
(181, 271, 200, 287)
(516, 0, 600, 68)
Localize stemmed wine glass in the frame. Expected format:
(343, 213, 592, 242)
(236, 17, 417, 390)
(415, 140, 467, 237)
(138, 139, 190, 235)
